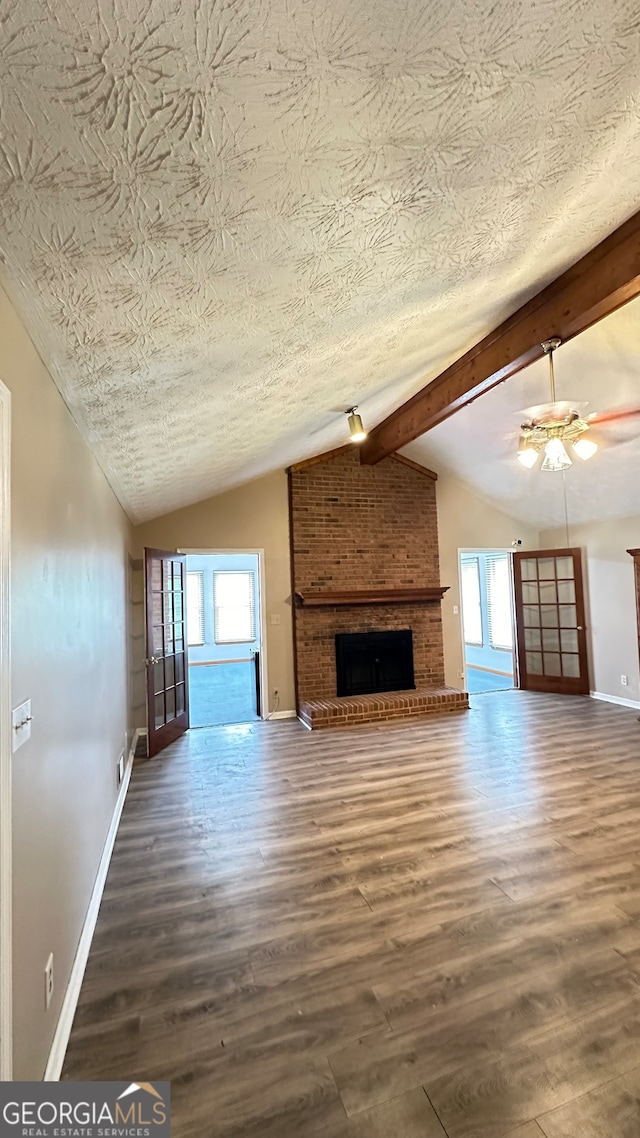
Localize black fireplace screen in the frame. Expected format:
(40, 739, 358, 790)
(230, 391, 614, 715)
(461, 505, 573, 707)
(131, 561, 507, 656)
(335, 629, 415, 697)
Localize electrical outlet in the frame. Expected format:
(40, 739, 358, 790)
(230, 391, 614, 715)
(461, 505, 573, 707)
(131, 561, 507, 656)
(117, 754, 125, 785)
(453, 605, 459, 615)
(44, 953, 54, 1010)
(621, 675, 629, 686)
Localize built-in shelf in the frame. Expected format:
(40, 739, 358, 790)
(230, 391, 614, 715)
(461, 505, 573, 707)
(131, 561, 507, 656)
(294, 586, 449, 608)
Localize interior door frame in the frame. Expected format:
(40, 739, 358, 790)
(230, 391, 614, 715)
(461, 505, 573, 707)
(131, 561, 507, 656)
(457, 547, 518, 690)
(0, 378, 12, 1079)
(178, 549, 268, 721)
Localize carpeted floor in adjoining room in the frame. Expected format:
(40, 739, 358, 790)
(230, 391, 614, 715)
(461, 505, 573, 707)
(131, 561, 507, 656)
(465, 666, 515, 693)
(188, 660, 259, 727)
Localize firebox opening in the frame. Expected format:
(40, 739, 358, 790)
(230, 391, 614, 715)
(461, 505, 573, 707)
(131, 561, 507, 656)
(335, 629, 415, 697)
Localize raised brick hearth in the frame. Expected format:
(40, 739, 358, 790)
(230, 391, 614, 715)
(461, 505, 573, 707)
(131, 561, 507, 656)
(288, 448, 468, 728)
(299, 686, 468, 729)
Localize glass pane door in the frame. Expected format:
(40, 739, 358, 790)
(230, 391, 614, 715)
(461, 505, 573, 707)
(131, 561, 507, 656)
(514, 548, 589, 695)
(145, 548, 190, 756)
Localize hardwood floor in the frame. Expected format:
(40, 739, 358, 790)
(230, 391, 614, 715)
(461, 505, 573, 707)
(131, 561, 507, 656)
(62, 691, 640, 1137)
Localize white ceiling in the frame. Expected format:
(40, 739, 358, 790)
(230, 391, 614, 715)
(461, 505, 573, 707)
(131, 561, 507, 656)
(405, 296, 640, 529)
(2, 0, 640, 521)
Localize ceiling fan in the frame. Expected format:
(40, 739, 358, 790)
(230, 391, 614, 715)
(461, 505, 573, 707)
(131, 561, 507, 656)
(517, 338, 640, 470)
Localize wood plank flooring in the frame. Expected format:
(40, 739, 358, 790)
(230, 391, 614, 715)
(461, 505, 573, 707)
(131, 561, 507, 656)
(62, 691, 640, 1137)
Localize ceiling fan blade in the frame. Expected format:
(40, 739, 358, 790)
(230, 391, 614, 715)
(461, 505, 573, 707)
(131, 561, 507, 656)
(589, 418, 640, 449)
(521, 399, 579, 423)
(588, 406, 640, 426)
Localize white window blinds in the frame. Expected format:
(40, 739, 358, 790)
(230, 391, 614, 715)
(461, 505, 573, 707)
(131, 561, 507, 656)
(461, 558, 482, 646)
(214, 571, 256, 643)
(186, 571, 205, 646)
(486, 554, 513, 650)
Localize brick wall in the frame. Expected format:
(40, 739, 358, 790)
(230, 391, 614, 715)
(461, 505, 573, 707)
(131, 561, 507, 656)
(289, 450, 446, 703)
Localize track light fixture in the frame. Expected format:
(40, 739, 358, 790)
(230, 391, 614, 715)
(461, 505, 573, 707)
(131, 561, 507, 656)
(346, 407, 367, 443)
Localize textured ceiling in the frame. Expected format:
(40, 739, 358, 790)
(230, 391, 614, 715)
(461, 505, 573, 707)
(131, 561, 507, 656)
(406, 295, 640, 530)
(2, 0, 640, 521)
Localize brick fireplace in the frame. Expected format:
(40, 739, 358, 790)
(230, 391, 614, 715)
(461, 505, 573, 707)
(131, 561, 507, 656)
(287, 448, 468, 727)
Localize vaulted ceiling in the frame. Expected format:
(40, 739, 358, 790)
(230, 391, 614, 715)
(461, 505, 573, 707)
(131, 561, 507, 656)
(405, 295, 640, 530)
(2, 0, 640, 521)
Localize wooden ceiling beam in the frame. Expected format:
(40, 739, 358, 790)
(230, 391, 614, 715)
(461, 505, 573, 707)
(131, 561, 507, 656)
(360, 209, 640, 464)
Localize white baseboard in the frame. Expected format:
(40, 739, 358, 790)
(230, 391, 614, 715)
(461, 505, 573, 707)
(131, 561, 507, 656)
(590, 691, 640, 711)
(43, 727, 139, 1081)
(268, 709, 297, 720)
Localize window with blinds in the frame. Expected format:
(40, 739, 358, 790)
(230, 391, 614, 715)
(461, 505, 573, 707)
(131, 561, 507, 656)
(461, 557, 483, 646)
(486, 554, 513, 650)
(214, 571, 256, 644)
(186, 571, 205, 646)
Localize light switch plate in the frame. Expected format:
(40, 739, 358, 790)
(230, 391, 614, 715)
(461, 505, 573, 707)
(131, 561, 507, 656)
(270, 613, 281, 626)
(12, 699, 32, 752)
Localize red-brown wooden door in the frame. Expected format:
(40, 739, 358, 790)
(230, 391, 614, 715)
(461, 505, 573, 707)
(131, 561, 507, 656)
(145, 548, 190, 756)
(513, 548, 589, 695)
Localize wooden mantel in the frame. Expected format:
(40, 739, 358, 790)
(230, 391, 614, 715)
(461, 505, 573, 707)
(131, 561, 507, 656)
(294, 586, 449, 608)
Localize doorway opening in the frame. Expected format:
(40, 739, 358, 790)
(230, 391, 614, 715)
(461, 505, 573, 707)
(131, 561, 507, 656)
(185, 552, 263, 727)
(459, 550, 516, 694)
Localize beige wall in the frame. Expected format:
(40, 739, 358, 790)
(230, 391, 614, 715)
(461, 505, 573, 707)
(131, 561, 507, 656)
(134, 470, 295, 713)
(2, 285, 132, 1078)
(436, 472, 540, 687)
(541, 517, 640, 704)
(128, 557, 147, 732)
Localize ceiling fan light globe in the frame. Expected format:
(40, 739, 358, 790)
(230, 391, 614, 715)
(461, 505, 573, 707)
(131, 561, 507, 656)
(516, 430, 539, 467)
(572, 437, 598, 460)
(517, 448, 539, 468)
(541, 437, 572, 471)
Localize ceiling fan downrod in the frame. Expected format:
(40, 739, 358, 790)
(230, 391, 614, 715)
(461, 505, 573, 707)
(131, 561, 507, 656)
(541, 337, 562, 402)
